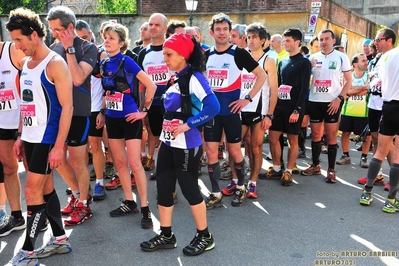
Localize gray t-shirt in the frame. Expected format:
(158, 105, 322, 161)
(51, 37, 97, 116)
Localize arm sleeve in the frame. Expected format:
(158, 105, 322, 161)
(235, 47, 259, 72)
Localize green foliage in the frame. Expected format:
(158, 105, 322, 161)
(0, 0, 45, 14)
(97, 0, 137, 14)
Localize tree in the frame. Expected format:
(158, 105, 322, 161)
(97, 0, 137, 14)
(0, 0, 45, 14)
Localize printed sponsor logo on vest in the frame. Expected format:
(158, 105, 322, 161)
(24, 80, 33, 86)
(2, 70, 11, 74)
(22, 89, 34, 102)
(29, 212, 42, 238)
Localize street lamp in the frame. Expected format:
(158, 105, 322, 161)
(185, 0, 198, 26)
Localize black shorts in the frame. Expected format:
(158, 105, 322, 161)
(67, 116, 90, 147)
(241, 112, 263, 127)
(379, 101, 399, 136)
(88, 112, 104, 137)
(339, 115, 368, 135)
(269, 105, 303, 135)
(24, 142, 53, 174)
(0, 128, 17, 140)
(307, 101, 342, 123)
(106, 117, 142, 140)
(148, 105, 163, 137)
(368, 108, 382, 133)
(204, 114, 242, 143)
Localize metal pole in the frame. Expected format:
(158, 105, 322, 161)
(189, 11, 193, 26)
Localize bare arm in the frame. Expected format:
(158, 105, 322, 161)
(46, 56, 74, 168)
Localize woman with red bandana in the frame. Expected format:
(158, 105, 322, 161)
(140, 33, 220, 256)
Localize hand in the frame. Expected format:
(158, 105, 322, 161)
(125, 111, 147, 123)
(311, 59, 317, 68)
(327, 98, 341, 115)
(96, 113, 105, 129)
(261, 117, 272, 131)
(289, 113, 299, 123)
(48, 146, 64, 169)
(13, 138, 25, 161)
(59, 28, 75, 50)
(229, 99, 249, 114)
(171, 123, 190, 138)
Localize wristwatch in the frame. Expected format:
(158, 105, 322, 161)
(293, 110, 299, 114)
(66, 47, 75, 54)
(100, 108, 106, 115)
(265, 114, 274, 120)
(244, 94, 253, 102)
(142, 107, 149, 112)
(14, 131, 22, 139)
(338, 95, 345, 102)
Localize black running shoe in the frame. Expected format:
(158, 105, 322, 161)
(141, 210, 153, 229)
(110, 198, 138, 217)
(183, 233, 215, 256)
(231, 188, 246, 207)
(140, 233, 177, 252)
(0, 216, 26, 237)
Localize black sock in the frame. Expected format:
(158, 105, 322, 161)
(141, 206, 150, 214)
(311, 141, 321, 165)
(11, 210, 23, 220)
(161, 226, 172, 237)
(361, 153, 367, 159)
(343, 152, 349, 157)
(208, 162, 221, 193)
(299, 127, 306, 151)
(328, 144, 338, 169)
(234, 159, 245, 186)
(43, 190, 65, 237)
(279, 135, 284, 163)
(197, 227, 210, 238)
(22, 204, 46, 251)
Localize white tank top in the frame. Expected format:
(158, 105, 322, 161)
(0, 42, 21, 129)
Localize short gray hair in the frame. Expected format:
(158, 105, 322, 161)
(232, 24, 247, 38)
(46, 6, 76, 28)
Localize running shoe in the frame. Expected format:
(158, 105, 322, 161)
(0, 216, 26, 237)
(231, 187, 246, 207)
(200, 155, 208, 167)
(219, 160, 229, 171)
(140, 233, 177, 252)
(183, 233, 215, 256)
(64, 200, 92, 226)
(336, 155, 351, 165)
(104, 162, 115, 178)
(384, 182, 390, 192)
(141, 156, 147, 166)
(301, 164, 321, 176)
(141, 209, 153, 229)
(144, 157, 155, 171)
(221, 181, 237, 196)
(110, 198, 139, 217)
(35, 236, 72, 258)
(281, 171, 293, 186)
(0, 209, 8, 225)
(325, 168, 337, 183)
(359, 190, 373, 206)
(60, 194, 76, 216)
(292, 164, 300, 174)
(220, 168, 233, 180)
(359, 157, 369, 168)
(89, 168, 96, 181)
(105, 175, 121, 190)
(259, 168, 282, 180)
(93, 183, 106, 201)
(7, 249, 37, 266)
(357, 175, 384, 185)
(382, 199, 399, 213)
(246, 182, 258, 199)
(149, 173, 157, 181)
(321, 144, 328, 154)
(297, 150, 306, 158)
(205, 193, 223, 210)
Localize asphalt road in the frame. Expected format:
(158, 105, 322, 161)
(1, 139, 399, 266)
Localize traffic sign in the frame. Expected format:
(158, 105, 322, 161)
(308, 13, 319, 33)
(311, 7, 320, 13)
(311, 2, 322, 7)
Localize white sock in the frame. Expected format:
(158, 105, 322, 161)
(232, 178, 238, 185)
(286, 169, 292, 174)
(96, 179, 104, 186)
(273, 165, 281, 172)
(237, 185, 245, 190)
(213, 192, 221, 197)
(72, 190, 80, 199)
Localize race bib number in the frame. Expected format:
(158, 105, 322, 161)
(313, 80, 332, 93)
(348, 95, 365, 102)
(147, 65, 170, 84)
(20, 103, 38, 127)
(105, 91, 124, 111)
(370, 78, 381, 94)
(241, 73, 256, 90)
(0, 89, 18, 111)
(278, 85, 292, 100)
(161, 119, 183, 143)
(208, 69, 229, 88)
